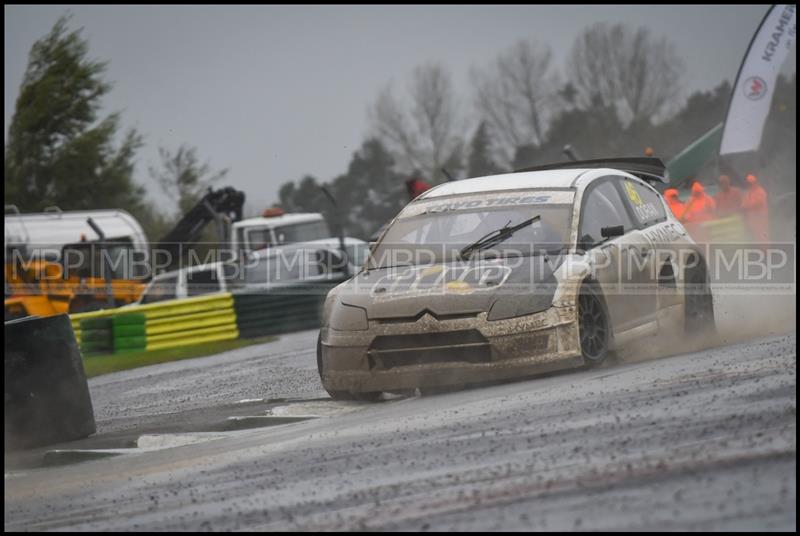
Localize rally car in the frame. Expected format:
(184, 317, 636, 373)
(317, 158, 715, 400)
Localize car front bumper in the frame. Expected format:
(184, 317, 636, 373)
(319, 305, 583, 394)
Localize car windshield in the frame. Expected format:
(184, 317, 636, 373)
(370, 197, 573, 268)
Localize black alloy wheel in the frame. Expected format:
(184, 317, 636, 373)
(579, 285, 609, 366)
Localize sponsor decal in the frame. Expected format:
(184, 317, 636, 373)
(402, 190, 576, 218)
(762, 5, 796, 63)
(624, 181, 643, 206)
(743, 76, 768, 100)
(424, 195, 553, 214)
(625, 181, 660, 223)
(370, 263, 512, 301)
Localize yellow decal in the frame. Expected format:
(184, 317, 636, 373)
(624, 181, 643, 206)
(446, 280, 472, 294)
(421, 265, 444, 277)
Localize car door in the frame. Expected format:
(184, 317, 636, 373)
(577, 178, 656, 333)
(619, 177, 682, 315)
(613, 177, 660, 328)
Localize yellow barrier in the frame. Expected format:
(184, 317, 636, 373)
(703, 214, 749, 243)
(146, 322, 239, 351)
(70, 293, 236, 353)
(684, 214, 750, 245)
(146, 312, 237, 336)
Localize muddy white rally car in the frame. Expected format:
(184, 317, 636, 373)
(317, 158, 715, 400)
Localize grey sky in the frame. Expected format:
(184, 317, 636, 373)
(5, 4, 775, 215)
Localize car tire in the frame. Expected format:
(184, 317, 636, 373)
(316, 333, 381, 402)
(684, 264, 716, 337)
(578, 283, 611, 367)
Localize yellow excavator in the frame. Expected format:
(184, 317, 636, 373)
(4, 188, 246, 320)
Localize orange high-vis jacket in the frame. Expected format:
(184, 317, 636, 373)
(742, 176, 769, 242)
(682, 182, 716, 223)
(663, 188, 685, 220)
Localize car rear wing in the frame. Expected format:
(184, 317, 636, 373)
(516, 157, 669, 185)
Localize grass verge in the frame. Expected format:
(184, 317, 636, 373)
(81, 336, 277, 378)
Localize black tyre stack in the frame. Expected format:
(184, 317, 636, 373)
(5, 314, 96, 450)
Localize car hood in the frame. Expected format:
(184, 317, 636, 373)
(338, 256, 560, 320)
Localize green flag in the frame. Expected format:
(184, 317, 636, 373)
(665, 123, 723, 186)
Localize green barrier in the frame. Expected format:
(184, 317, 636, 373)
(112, 313, 146, 326)
(113, 335, 147, 350)
(80, 317, 114, 330)
(80, 329, 113, 343)
(112, 323, 146, 337)
(80, 342, 114, 356)
(79, 317, 114, 355)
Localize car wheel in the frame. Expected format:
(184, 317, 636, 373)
(578, 283, 610, 367)
(684, 266, 716, 336)
(316, 333, 381, 402)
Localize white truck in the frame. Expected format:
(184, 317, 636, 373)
(229, 209, 332, 254)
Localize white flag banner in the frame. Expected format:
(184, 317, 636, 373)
(720, 4, 796, 156)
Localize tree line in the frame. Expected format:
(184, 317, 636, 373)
(5, 15, 796, 243)
(4, 15, 229, 241)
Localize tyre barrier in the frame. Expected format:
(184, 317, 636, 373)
(112, 313, 147, 353)
(5, 314, 96, 450)
(79, 317, 114, 356)
(70, 293, 239, 355)
(233, 287, 330, 339)
(68, 283, 345, 357)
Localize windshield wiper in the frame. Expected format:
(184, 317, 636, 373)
(459, 215, 541, 261)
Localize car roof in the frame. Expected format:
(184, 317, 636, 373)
(417, 167, 647, 200)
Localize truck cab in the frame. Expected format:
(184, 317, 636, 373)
(230, 209, 332, 254)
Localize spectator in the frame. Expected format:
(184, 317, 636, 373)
(741, 173, 770, 242)
(682, 182, 717, 224)
(714, 175, 744, 217)
(663, 188, 685, 219)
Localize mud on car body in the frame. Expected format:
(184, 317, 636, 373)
(317, 159, 715, 400)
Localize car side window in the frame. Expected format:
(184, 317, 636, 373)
(141, 274, 178, 304)
(620, 178, 667, 227)
(578, 180, 635, 248)
(186, 268, 220, 297)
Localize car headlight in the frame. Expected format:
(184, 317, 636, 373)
(328, 302, 369, 331)
(487, 286, 556, 321)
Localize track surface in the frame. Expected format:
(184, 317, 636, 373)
(4, 320, 796, 530)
